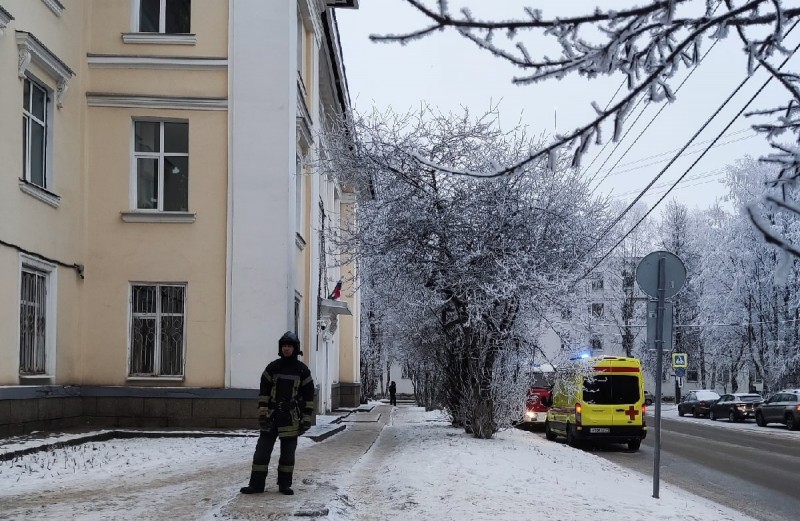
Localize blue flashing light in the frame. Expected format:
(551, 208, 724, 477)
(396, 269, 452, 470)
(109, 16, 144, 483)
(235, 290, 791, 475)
(568, 350, 593, 361)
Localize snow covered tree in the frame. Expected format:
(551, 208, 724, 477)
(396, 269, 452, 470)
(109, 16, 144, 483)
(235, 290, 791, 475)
(656, 201, 706, 385)
(373, 1, 800, 259)
(696, 157, 800, 393)
(322, 106, 608, 438)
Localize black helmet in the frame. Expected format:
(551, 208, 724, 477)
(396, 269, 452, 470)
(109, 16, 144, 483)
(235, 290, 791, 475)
(278, 331, 301, 357)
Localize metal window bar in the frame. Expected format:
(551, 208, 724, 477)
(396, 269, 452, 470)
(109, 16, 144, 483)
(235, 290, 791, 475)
(19, 269, 47, 375)
(130, 284, 185, 376)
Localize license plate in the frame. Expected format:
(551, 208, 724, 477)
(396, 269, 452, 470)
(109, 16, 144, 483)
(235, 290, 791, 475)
(590, 427, 610, 433)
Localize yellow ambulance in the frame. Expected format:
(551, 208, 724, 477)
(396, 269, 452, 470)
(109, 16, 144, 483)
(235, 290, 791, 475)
(544, 356, 647, 451)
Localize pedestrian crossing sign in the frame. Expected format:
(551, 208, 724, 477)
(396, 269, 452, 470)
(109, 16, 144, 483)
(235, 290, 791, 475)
(672, 353, 688, 368)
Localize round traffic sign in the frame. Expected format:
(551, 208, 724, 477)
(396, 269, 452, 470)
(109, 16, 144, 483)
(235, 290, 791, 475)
(635, 251, 686, 299)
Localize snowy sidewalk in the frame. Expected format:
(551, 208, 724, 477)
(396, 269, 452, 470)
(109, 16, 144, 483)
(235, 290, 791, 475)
(1, 405, 759, 520)
(0, 405, 388, 520)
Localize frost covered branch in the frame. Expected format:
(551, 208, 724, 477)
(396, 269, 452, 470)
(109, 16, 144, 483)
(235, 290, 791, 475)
(372, 0, 800, 257)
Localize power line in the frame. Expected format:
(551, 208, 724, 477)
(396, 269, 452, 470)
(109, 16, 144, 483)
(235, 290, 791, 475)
(599, 132, 755, 179)
(610, 167, 725, 199)
(551, 317, 800, 328)
(596, 127, 752, 174)
(584, 31, 800, 281)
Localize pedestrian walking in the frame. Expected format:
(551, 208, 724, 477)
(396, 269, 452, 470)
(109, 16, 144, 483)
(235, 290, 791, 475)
(389, 381, 397, 406)
(240, 331, 315, 496)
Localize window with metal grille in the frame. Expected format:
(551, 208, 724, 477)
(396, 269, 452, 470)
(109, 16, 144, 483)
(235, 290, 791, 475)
(138, 0, 190, 33)
(129, 284, 186, 377)
(589, 303, 604, 318)
(22, 78, 48, 189)
(19, 268, 48, 375)
(590, 276, 604, 291)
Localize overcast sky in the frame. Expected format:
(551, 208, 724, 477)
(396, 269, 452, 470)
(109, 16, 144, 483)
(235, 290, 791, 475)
(337, 1, 800, 213)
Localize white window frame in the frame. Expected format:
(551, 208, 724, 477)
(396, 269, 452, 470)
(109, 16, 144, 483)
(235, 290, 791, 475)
(130, 118, 189, 212)
(132, 0, 190, 34)
(126, 0, 194, 44)
(22, 76, 51, 190)
(296, 155, 305, 238)
(127, 282, 187, 379)
(294, 292, 303, 340)
(18, 254, 57, 380)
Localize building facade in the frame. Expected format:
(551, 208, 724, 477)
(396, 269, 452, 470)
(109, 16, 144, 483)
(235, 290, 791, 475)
(0, 0, 360, 435)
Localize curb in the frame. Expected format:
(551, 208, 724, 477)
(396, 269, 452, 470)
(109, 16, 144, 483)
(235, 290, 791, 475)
(302, 423, 346, 442)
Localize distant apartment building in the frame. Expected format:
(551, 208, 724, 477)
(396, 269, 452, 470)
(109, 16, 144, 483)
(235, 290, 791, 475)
(0, 0, 361, 435)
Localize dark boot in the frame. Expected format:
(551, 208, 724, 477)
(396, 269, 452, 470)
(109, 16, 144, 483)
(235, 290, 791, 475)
(241, 471, 266, 495)
(279, 486, 294, 495)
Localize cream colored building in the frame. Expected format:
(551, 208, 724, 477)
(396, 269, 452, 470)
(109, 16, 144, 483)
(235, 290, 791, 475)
(0, 0, 360, 432)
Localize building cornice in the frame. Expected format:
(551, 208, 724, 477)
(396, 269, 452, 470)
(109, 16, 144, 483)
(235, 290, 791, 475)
(16, 31, 75, 108)
(40, 0, 64, 17)
(121, 32, 197, 45)
(87, 54, 227, 70)
(87, 92, 227, 111)
(0, 5, 13, 36)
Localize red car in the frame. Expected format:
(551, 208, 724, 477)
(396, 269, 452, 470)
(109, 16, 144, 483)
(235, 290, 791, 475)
(520, 387, 552, 427)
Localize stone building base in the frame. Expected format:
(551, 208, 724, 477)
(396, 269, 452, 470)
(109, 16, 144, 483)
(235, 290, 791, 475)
(331, 382, 361, 409)
(0, 386, 263, 438)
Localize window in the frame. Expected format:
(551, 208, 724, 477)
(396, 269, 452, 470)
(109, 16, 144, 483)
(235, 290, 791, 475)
(560, 307, 572, 320)
(590, 303, 604, 318)
(687, 369, 699, 382)
(583, 375, 640, 404)
(590, 276, 604, 291)
(129, 284, 186, 377)
(22, 78, 49, 189)
(296, 156, 304, 236)
(19, 267, 48, 375)
(622, 270, 634, 289)
(133, 120, 189, 211)
(297, 10, 306, 87)
(294, 294, 301, 337)
(590, 335, 603, 352)
(138, 0, 190, 33)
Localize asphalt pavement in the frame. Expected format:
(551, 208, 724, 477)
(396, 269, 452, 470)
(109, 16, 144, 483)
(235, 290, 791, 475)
(539, 412, 800, 521)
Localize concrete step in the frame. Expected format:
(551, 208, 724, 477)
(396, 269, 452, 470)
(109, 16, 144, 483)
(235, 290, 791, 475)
(302, 423, 346, 442)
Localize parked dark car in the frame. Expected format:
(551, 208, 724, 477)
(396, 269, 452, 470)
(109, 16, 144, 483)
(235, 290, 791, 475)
(709, 393, 762, 422)
(677, 390, 720, 417)
(755, 389, 800, 430)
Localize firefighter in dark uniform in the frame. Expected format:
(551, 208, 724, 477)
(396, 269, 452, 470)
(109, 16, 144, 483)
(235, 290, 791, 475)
(240, 331, 314, 495)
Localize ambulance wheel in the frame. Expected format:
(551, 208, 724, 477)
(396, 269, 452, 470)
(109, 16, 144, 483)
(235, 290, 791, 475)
(544, 421, 557, 441)
(566, 424, 579, 448)
(628, 439, 641, 451)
